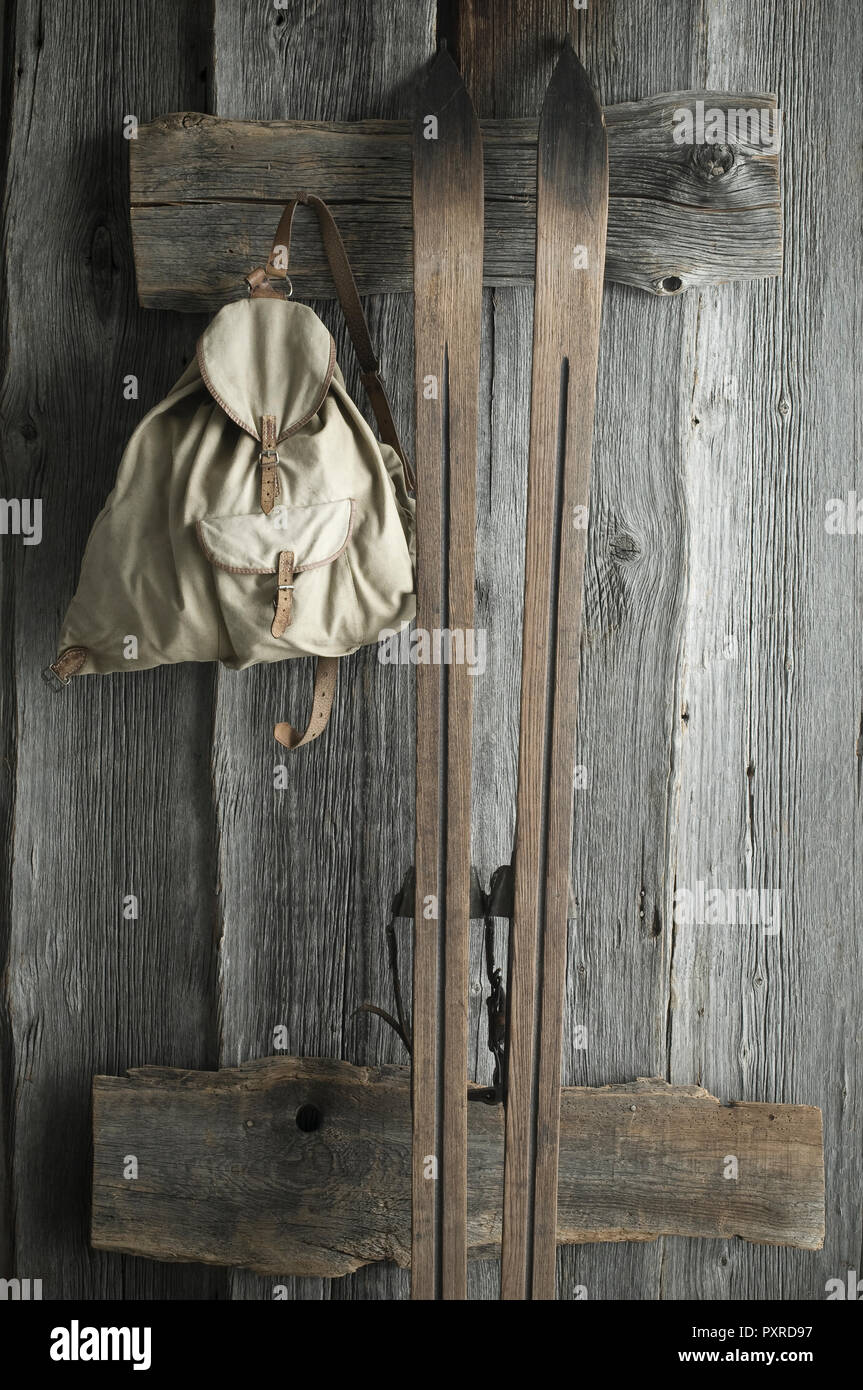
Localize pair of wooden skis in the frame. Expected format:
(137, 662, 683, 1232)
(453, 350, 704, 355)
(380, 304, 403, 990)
(411, 41, 608, 1300)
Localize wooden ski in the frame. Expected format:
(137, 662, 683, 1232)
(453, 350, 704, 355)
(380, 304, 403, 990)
(411, 44, 484, 1300)
(501, 42, 609, 1301)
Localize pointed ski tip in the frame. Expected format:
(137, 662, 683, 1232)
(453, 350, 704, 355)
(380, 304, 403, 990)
(544, 36, 605, 128)
(420, 33, 475, 116)
(553, 35, 587, 81)
(427, 35, 461, 83)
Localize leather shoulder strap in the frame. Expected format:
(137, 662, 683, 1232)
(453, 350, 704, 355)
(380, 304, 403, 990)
(249, 195, 415, 493)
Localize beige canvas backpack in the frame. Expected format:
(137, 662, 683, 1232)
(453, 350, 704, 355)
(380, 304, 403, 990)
(46, 196, 417, 748)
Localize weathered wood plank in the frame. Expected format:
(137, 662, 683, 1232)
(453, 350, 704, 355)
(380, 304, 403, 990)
(130, 103, 779, 210)
(128, 95, 780, 308)
(0, 0, 856, 1312)
(209, 0, 434, 1306)
(91, 1058, 824, 1275)
(663, 0, 863, 1303)
(0, 0, 223, 1300)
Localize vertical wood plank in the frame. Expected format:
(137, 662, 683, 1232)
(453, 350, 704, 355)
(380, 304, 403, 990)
(0, 0, 223, 1298)
(210, 0, 434, 1303)
(566, 1, 704, 1305)
(665, 0, 863, 1300)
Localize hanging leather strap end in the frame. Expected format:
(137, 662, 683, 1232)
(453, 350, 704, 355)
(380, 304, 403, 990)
(273, 656, 338, 752)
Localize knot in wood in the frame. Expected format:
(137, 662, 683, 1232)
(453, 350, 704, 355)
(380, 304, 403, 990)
(691, 142, 735, 180)
(610, 530, 641, 564)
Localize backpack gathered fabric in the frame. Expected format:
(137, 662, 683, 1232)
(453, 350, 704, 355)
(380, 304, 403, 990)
(47, 196, 417, 748)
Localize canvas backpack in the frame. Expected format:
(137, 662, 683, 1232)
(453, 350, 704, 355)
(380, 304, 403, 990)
(46, 196, 417, 749)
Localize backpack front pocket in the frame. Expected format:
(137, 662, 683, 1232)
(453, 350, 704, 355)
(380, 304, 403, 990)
(196, 498, 362, 667)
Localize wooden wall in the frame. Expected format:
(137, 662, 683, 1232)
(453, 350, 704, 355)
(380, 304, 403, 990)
(0, 0, 859, 1301)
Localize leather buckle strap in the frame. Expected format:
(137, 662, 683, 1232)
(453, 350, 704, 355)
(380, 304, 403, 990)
(260, 415, 280, 514)
(41, 665, 72, 691)
(271, 550, 296, 637)
(42, 646, 87, 689)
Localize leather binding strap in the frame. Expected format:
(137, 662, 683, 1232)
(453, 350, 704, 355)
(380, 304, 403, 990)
(247, 194, 417, 751)
(274, 655, 338, 751)
(245, 266, 280, 300)
(249, 193, 416, 494)
(271, 549, 295, 637)
(43, 645, 88, 688)
(260, 413, 280, 515)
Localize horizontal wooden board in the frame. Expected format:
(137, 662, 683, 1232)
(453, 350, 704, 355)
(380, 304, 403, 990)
(91, 1057, 824, 1277)
(129, 94, 781, 307)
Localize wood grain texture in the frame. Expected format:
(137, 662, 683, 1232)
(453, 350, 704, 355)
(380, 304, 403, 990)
(501, 43, 608, 1301)
(661, 0, 863, 1302)
(128, 96, 780, 308)
(554, 0, 705, 1305)
(411, 46, 484, 1300)
(1, 0, 858, 1307)
(0, 0, 222, 1301)
(209, 0, 434, 1306)
(465, 0, 860, 1305)
(91, 1059, 824, 1274)
(460, 0, 705, 1305)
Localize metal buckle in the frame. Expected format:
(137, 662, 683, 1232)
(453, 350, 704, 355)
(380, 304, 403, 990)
(273, 584, 295, 613)
(245, 275, 293, 300)
(41, 664, 70, 692)
(259, 449, 280, 466)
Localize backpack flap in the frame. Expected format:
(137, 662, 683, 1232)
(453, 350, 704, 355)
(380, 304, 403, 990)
(197, 298, 336, 445)
(196, 498, 364, 662)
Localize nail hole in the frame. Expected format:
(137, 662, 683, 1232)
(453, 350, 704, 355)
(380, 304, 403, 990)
(661, 275, 683, 293)
(295, 1103, 321, 1133)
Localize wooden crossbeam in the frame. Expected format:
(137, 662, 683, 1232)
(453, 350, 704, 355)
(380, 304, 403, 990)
(128, 93, 781, 309)
(91, 1058, 824, 1278)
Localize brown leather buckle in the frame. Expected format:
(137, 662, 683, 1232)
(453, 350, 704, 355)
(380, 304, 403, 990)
(273, 583, 295, 612)
(41, 664, 71, 691)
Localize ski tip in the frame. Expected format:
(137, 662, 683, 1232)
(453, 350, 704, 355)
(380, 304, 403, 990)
(426, 36, 462, 86)
(416, 35, 480, 140)
(551, 37, 594, 91)
(544, 37, 605, 130)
